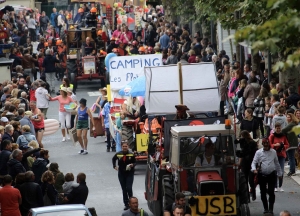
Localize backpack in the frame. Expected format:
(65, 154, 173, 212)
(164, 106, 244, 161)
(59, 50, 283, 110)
(54, 13, 59, 26)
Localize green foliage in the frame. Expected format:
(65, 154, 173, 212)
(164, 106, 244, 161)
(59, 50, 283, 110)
(235, 0, 300, 71)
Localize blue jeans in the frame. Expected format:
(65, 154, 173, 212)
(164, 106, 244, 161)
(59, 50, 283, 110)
(105, 128, 111, 149)
(118, 171, 134, 206)
(276, 156, 285, 188)
(287, 149, 296, 173)
(116, 131, 121, 152)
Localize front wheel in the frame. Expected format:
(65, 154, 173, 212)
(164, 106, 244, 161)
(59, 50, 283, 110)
(238, 204, 250, 216)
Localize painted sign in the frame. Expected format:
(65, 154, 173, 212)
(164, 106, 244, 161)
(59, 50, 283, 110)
(83, 58, 96, 74)
(190, 195, 236, 216)
(136, 134, 149, 151)
(109, 54, 162, 90)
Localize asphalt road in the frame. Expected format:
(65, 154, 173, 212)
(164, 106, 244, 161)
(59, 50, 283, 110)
(43, 80, 300, 216)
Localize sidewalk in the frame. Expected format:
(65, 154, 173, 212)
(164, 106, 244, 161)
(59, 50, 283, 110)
(284, 164, 300, 185)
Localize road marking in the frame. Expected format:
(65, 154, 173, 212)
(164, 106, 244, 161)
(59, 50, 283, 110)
(88, 91, 102, 96)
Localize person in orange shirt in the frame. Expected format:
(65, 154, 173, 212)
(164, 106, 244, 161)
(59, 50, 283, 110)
(0, 175, 22, 216)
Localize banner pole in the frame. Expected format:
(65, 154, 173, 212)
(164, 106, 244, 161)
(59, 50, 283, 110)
(177, 62, 183, 104)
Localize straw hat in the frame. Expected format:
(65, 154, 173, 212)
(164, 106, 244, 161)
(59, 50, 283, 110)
(99, 87, 107, 93)
(66, 87, 73, 93)
(60, 87, 68, 92)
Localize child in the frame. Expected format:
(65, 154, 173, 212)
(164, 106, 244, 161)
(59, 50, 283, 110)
(62, 173, 79, 194)
(272, 105, 288, 131)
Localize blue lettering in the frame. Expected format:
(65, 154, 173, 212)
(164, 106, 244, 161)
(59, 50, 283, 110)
(110, 61, 116, 69)
(117, 61, 125, 69)
(140, 58, 142, 67)
(144, 58, 151, 67)
(152, 58, 160, 66)
(111, 77, 121, 82)
(126, 73, 133, 81)
(133, 59, 139, 68)
(125, 59, 133, 68)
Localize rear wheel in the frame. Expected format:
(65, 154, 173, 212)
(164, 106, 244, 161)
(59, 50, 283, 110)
(162, 175, 174, 213)
(122, 125, 134, 149)
(238, 204, 250, 216)
(67, 60, 78, 92)
(238, 173, 249, 204)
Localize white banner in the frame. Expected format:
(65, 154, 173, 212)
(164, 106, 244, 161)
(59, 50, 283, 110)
(109, 54, 162, 90)
(145, 63, 220, 113)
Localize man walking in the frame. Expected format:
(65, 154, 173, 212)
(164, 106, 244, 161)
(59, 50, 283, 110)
(42, 49, 60, 93)
(251, 139, 282, 215)
(121, 197, 149, 216)
(50, 8, 58, 32)
(0, 175, 22, 216)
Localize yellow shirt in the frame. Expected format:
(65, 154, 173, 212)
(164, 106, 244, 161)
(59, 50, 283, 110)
(270, 88, 278, 95)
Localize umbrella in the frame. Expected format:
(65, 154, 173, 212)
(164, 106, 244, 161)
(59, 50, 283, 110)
(119, 76, 145, 97)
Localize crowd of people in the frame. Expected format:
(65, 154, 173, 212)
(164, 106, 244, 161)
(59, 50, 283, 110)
(0, 2, 299, 216)
(217, 58, 300, 214)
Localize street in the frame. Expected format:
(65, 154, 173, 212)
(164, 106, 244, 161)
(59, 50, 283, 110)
(43, 80, 300, 216)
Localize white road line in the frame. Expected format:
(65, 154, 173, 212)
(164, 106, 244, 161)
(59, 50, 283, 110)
(87, 92, 102, 96)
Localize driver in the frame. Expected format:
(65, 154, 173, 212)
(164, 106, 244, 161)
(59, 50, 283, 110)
(83, 37, 94, 56)
(194, 141, 221, 167)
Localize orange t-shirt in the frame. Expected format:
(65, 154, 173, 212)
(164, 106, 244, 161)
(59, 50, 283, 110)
(0, 186, 21, 216)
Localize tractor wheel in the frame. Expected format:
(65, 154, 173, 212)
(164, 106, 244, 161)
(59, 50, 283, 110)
(122, 125, 134, 149)
(70, 72, 77, 93)
(162, 175, 174, 213)
(67, 60, 78, 92)
(238, 173, 249, 205)
(238, 204, 250, 216)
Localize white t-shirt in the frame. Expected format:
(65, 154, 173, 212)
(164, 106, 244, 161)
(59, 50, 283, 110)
(195, 153, 215, 167)
(35, 87, 49, 108)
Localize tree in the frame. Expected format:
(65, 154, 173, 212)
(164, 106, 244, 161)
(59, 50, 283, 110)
(234, 0, 300, 88)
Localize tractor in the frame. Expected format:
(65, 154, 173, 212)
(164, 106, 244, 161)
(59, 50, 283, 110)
(66, 0, 108, 91)
(145, 118, 250, 216)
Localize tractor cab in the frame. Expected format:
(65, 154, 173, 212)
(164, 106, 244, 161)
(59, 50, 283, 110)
(165, 124, 250, 216)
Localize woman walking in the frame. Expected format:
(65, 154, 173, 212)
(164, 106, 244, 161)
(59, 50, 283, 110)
(240, 108, 260, 139)
(282, 113, 299, 176)
(48, 87, 74, 142)
(236, 130, 258, 201)
(112, 141, 136, 210)
(253, 88, 268, 137)
(41, 170, 58, 206)
(28, 14, 37, 42)
(30, 101, 45, 148)
(269, 122, 289, 192)
(75, 98, 95, 155)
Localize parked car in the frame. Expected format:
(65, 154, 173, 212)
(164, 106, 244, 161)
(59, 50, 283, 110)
(28, 204, 92, 216)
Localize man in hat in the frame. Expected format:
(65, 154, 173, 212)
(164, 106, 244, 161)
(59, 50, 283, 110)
(0, 117, 9, 127)
(174, 105, 190, 120)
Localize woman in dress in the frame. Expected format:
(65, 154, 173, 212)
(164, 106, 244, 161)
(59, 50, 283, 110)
(90, 87, 107, 115)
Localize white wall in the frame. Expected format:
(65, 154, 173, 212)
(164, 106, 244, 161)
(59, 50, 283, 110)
(217, 21, 236, 60)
